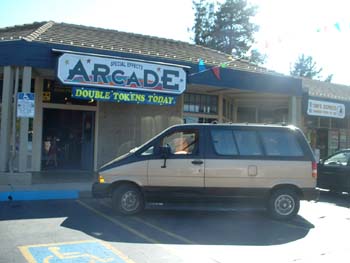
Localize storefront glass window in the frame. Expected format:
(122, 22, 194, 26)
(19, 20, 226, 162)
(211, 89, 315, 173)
(237, 107, 256, 123)
(331, 118, 347, 129)
(43, 79, 97, 106)
(0, 79, 3, 101)
(183, 116, 217, 124)
(258, 108, 288, 124)
(305, 116, 319, 127)
(183, 93, 218, 114)
(320, 117, 331, 128)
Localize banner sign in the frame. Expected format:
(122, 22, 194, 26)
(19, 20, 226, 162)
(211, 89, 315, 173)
(17, 92, 35, 118)
(57, 53, 186, 95)
(307, 99, 345, 119)
(72, 86, 177, 106)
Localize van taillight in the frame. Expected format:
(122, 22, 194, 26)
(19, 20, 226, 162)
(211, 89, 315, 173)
(312, 162, 317, 178)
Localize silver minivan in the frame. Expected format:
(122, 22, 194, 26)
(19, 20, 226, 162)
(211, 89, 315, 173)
(92, 123, 319, 220)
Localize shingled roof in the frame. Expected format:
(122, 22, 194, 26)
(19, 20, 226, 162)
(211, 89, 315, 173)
(303, 78, 350, 102)
(0, 21, 269, 73)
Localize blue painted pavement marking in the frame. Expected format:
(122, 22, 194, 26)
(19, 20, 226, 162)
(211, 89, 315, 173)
(0, 190, 78, 201)
(20, 240, 132, 263)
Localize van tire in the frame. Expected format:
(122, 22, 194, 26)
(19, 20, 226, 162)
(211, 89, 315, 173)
(112, 184, 144, 215)
(267, 189, 300, 220)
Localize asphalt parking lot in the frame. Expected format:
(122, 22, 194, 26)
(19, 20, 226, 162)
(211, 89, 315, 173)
(0, 191, 349, 263)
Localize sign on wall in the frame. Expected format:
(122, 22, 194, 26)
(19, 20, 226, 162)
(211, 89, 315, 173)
(17, 92, 35, 118)
(72, 86, 177, 106)
(307, 99, 345, 119)
(57, 53, 186, 95)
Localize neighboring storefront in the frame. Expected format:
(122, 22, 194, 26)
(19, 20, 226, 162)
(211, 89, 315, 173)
(0, 22, 303, 179)
(302, 79, 350, 160)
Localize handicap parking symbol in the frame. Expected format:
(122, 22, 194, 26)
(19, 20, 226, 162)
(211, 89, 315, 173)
(19, 240, 134, 263)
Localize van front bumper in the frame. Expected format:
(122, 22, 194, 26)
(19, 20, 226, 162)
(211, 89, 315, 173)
(92, 182, 111, 198)
(302, 188, 320, 201)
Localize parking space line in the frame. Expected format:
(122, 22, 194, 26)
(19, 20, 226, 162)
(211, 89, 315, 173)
(77, 200, 159, 244)
(76, 200, 221, 262)
(76, 200, 195, 261)
(132, 217, 196, 245)
(97, 200, 197, 245)
(18, 246, 37, 263)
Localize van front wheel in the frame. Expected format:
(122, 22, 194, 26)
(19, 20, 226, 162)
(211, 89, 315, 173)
(267, 189, 300, 220)
(112, 184, 144, 215)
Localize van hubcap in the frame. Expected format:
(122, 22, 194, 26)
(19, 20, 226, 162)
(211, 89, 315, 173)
(121, 191, 139, 212)
(274, 194, 295, 216)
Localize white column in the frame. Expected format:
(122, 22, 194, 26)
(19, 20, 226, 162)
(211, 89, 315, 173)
(288, 96, 302, 127)
(32, 77, 43, 171)
(218, 93, 223, 123)
(18, 67, 32, 172)
(232, 99, 238, 122)
(0, 66, 14, 172)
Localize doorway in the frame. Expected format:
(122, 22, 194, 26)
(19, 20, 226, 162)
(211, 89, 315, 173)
(42, 109, 95, 170)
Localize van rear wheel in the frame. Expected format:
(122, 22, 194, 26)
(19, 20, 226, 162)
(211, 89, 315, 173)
(267, 189, 300, 220)
(112, 184, 144, 215)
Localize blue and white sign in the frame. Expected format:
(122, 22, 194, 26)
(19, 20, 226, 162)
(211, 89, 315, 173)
(17, 92, 35, 118)
(307, 99, 345, 119)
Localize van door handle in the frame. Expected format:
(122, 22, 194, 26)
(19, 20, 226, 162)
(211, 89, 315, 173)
(192, 160, 203, 165)
(248, 165, 258, 176)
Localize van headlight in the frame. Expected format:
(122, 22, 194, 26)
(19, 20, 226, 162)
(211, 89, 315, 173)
(98, 175, 105, 183)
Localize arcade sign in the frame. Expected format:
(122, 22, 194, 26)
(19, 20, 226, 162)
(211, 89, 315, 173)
(57, 53, 186, 95)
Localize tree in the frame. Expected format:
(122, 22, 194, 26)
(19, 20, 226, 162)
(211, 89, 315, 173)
(324, 74, 333, 83)
(290, 54, 323, 79)
(192, 0, 265, 64)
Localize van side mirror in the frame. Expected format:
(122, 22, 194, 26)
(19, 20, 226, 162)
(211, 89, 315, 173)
(159, 145, 171, 168)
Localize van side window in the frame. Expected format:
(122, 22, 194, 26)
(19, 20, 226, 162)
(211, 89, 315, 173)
(260, 131, 303, 157)
(211, 129, 238, 155)
(141, 146, 154, 156)
(233, 130, 263, 156)
(162, 130, 198, 155)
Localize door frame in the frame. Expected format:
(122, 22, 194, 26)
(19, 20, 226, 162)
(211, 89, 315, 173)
(37, 102, 99, 171)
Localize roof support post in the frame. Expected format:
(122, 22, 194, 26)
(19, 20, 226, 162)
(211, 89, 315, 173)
(18, 66, 32, 172)
(31, 77, 43, 172)
(288, 96, 302, 127)
(0, 66, 14, 172)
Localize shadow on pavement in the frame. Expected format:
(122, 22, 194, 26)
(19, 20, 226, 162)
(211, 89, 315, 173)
(317, 190, 350, 209)
(0, 198, 314, 246)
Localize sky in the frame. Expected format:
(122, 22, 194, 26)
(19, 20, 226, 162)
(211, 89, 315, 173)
(1, 0, 350, 86)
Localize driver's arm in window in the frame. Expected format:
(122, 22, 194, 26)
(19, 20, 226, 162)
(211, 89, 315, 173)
(173, 137, 189, 154)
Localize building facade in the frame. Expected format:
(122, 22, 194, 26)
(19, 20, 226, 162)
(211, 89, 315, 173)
(0, 22, 303, 181)
(302, 78, 350, 160)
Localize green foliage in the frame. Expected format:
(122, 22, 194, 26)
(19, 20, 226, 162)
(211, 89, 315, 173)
(192, 0, 265, 64)
(324, 74, 333, 83)
(290, 54, 323, 79)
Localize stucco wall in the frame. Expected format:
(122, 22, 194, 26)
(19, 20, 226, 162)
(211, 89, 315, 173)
(97, 100, 182, 166)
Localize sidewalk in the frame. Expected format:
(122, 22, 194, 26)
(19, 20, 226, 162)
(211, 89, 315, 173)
(0, 171, 96, 201)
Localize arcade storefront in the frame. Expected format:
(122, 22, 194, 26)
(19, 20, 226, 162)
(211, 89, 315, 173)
(0, 22, 302, 180)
